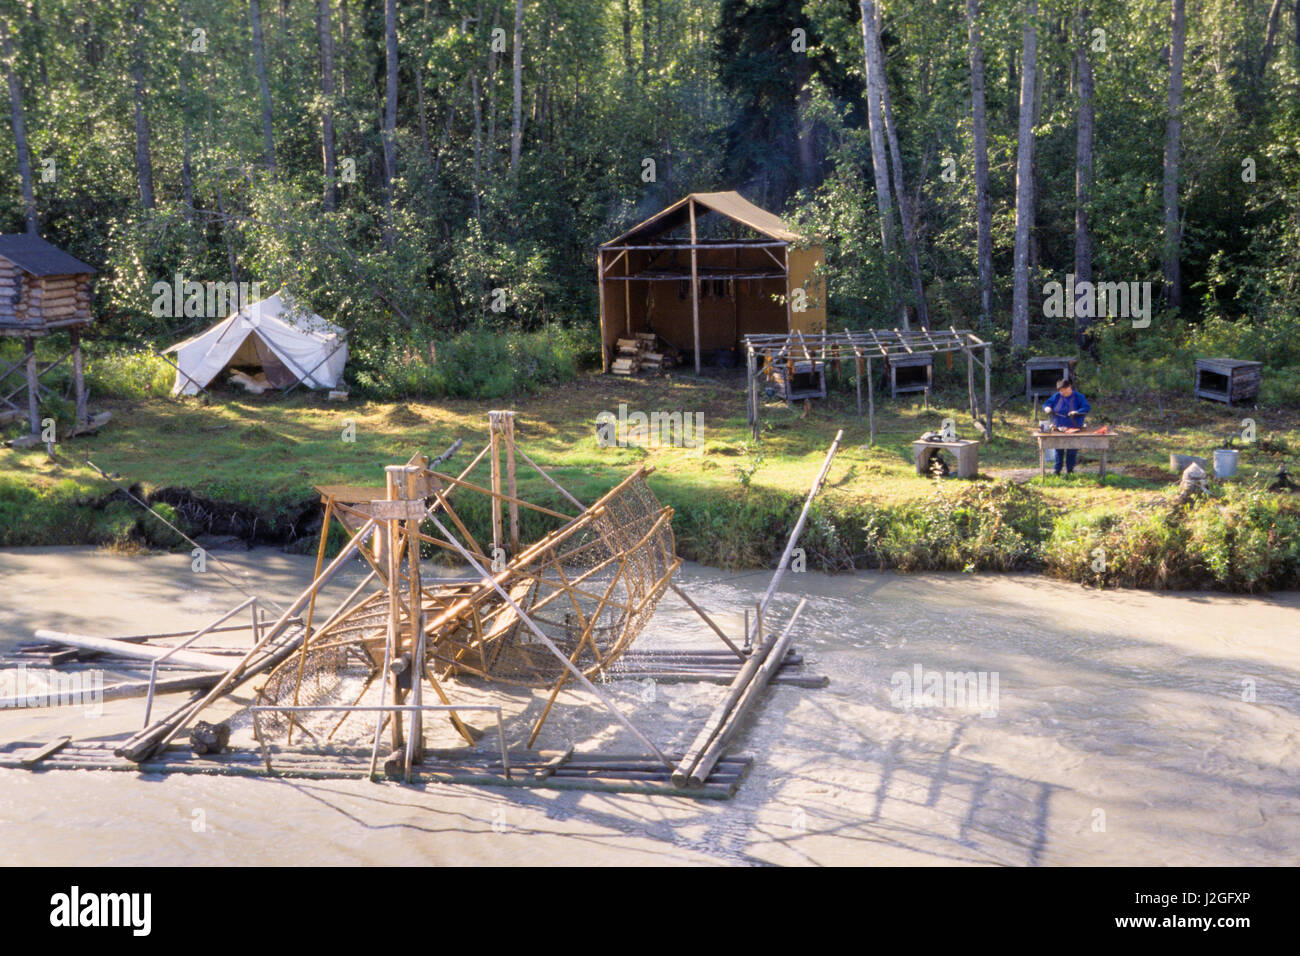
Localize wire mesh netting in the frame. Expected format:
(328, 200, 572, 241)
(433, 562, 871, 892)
(253, 470, 675, 744)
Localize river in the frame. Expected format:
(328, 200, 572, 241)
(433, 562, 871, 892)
(1, 546, 1297, 866)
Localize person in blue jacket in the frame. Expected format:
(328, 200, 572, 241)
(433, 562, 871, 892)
(1043, 378, 1091, 475)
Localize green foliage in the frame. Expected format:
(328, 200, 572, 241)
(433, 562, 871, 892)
(84, 348, 175, 399)
(1047, 485, 1300, 592)
(347, 323, 588, 401)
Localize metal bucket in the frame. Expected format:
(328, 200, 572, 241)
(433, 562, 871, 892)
(1213, 448, 1239, 478)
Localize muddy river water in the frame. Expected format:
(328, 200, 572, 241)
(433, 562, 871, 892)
(1, 546, 1297, 866)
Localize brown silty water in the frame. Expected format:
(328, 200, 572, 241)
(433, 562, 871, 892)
(1, 546, 1298, 866)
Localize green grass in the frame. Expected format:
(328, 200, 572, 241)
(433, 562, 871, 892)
(3, 363, 1298, 590)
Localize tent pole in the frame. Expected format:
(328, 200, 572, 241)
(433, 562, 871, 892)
(689, 198, 701, 375)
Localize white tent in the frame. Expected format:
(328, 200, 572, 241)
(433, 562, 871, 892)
(163, 292, 347, 396)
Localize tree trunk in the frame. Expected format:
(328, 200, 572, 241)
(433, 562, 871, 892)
(871, 9, 929, 328)
(179, 53, 195, 217)
(1162, 0, 1185, 309)
(622, 0, 632, 75)
(966, 0, 992, 329)
(249, 0, 276, 171)
(0, 17, 37, 232)
(130, 2, 155, 210)
(319, 0, 337, 209)
(1074, 4, 1094, 343)
(858, 0, 900, 321)
(1260, 0, 1284, 75)
(642, 0, 651, 79)
(382, 0, 398, 250)
(471, 74, 483, 222)
(1011, 0, 1037, 347)
(510, 0, 523, 171)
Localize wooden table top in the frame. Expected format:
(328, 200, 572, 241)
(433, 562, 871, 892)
(1030, 429, 1114, 447)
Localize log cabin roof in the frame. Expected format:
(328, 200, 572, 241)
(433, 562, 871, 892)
(0, 233, 97, 276)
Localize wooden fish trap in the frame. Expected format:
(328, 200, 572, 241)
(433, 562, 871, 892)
(6, 413, 838, 797)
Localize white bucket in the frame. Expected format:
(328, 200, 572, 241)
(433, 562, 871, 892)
(1213, 448, 1239, 478)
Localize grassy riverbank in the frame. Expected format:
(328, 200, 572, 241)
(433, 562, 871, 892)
(3, 367, 1299, 591)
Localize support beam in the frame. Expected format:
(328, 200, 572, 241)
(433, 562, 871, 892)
(689, 198, 701, 375)
(70, 328, 87, 425)
(23, 335, 38, 435)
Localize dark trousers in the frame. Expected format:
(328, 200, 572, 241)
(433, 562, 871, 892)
(1052, 448, 1079, 474)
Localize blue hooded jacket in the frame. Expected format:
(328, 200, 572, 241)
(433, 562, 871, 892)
(1043, 389, 1090, 429)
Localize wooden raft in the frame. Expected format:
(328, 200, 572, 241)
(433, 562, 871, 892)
(0, 741, 751, 800)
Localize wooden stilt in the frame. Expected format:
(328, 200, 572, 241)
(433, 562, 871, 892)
(70, 328, 87, 426)
(23, 336, 38, 435)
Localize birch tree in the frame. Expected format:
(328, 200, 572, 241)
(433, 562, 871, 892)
(1074, 3, 1095, 343)
(250, 0, 276, 171)
(0, 16, 36, 232)
(1162, 0, 1185, 309)
(319, 0, 337, 209)
(1011, 0, 1038, 346)
(966, 0, 992, 328)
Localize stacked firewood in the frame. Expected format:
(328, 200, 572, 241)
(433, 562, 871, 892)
(612, 332, 679, 375)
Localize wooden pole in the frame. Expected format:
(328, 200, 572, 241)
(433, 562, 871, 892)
(70, 327, 87, 425)
(855, 355, 863, 417)
(985, 343, 993, 439)
(403, 463, 424, 763)
(597, 250, 609, 373)
(23, 335, 38, 435)
(488, 412, 503, 557)
(503, 412, 519, 554)
(966, 341, 976, 422)
(685, 597, 808, 787)
(689, 198, 701, 375)
(623, 251, 631, 338)
(868, 358, 875, 445)
(385, 465, 404, 750)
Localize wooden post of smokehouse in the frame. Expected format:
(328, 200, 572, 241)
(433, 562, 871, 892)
(689, 198, 701, 375)
(384, 465, 405, 750)
(23, 336, 39, 435)
(597, 250, 608, 372)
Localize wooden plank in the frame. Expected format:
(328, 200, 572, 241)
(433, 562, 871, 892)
(34, 629, 234, 672)
(21, 736, 71, 766)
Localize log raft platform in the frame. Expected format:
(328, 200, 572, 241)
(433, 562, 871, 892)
(0, 741, 751, 799)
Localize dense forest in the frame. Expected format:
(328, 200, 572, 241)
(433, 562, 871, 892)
(1, 0, 1297, 393)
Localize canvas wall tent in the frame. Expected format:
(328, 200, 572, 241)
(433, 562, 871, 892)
(597, 191, 826, 374)
(164, 293, 347, 396)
